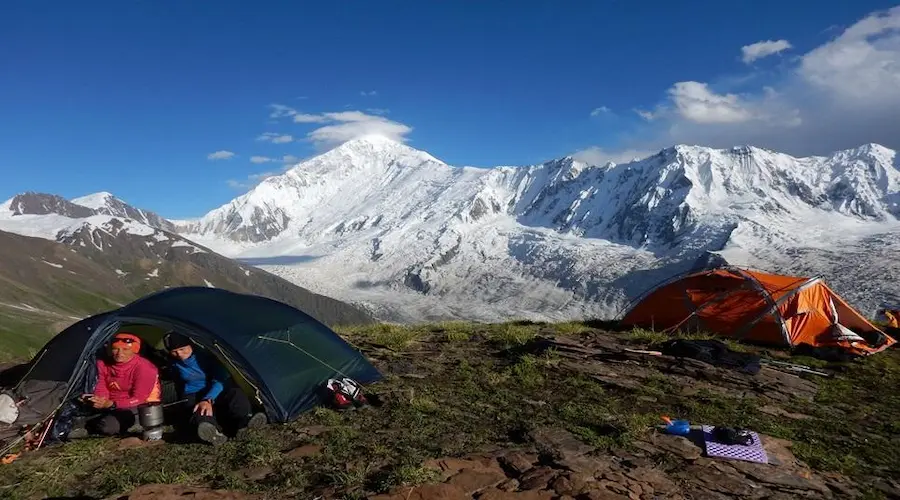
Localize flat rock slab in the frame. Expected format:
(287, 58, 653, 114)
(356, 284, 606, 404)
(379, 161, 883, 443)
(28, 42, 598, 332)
(446, 468, 507, 495)
(284, 443, 323, 460)
(477, 488, 556, 499)
(106, 484, 259, 500)
(368, 483, 469, 500)
(529, 427, 595, 460)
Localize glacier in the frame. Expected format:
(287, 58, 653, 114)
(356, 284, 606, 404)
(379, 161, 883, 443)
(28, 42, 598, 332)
(173, 136, 900, 322)
(2, 136, 898, 322)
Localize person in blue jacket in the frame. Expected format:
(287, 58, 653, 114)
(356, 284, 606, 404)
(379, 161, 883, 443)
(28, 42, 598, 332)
(163, 331, 266, 446)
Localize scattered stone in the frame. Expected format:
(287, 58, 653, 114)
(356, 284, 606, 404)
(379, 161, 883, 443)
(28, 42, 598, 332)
(626, 482, 642, 497)
(554, 455, 614, 475)
(296, 425, 328, 437)
(759, 436, 798, 468)
(237, 465, 273, 481)
(679, 463, 766, 498)
(602, 471, 626, 483)
(519, 466, 559, 490)
(599, 480, 630, 495)
(550, 474, 575, 496)
(730, 461, 831, 495)
(498, 451, 537, 476)
(106, 484, 258, 499)
(625, 467, 678, 495)
(647, 433, 702, 460)
(477, 488, 555, 500)
(367, 483, 468, 500)
(872, 477, 900, 498)
(566, 473, 597, 497)
(446, 467, 506, 495)
(759, 405, 813, 420)
(284, 444, 322, 460)
(529, 427, 595, 460)
(498, 478, 520, 492)
(578, 489, 630, 500)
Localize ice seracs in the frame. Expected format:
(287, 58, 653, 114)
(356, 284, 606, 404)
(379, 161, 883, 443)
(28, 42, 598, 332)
(3, 137, 900, 323)
(175, 137, 900, 322)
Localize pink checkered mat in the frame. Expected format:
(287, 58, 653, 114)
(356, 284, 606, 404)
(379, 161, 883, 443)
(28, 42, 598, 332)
(701, 425, 769, 464)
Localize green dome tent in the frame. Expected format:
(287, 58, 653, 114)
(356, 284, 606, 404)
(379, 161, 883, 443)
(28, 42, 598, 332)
(0, 286, 382, 445)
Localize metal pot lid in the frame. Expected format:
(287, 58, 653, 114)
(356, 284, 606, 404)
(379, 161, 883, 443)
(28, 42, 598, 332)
(0, 393, 18, 424)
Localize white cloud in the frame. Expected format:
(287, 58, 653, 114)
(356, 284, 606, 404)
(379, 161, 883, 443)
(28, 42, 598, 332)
(590, 106, 611, 117)
(282, 155, 302, 164)
(798, 7, 900, 103)
(634, 108, 662, 121)
(572, 147, 655, 165)
(293, 113, 328, 123)
(579, 6, 900, 160)
(360, 90, 378, 97)
(668, 81, 755, 124)
(269, 104, 297, 119)
(308, 112, 412, 148)
(256, 132, 294, 144)
(250, 156, 274, 164)
(207, 150, 235, 160)
(741, 39, 792, 63)
(366, 108, 389, 115)
(280, 109, 413, 148)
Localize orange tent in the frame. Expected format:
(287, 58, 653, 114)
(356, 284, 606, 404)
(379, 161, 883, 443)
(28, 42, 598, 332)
(619, 266, 896, 355)
(884, 309, 900, 329)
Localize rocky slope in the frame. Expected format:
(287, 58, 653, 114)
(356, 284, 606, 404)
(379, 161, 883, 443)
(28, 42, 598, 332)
(0, 194, 375, 360)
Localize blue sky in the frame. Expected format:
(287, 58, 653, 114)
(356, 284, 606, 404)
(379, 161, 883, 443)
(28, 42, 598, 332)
(2, 1, 900, 219)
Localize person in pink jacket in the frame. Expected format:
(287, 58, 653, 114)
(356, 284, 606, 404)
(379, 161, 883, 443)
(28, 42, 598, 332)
(70, 332, 161, 437)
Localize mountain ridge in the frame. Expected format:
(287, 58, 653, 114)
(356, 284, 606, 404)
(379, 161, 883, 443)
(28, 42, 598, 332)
(0, 193, 376, 349)
(3, 136, 899, 323)
(169, 136, 900, 322)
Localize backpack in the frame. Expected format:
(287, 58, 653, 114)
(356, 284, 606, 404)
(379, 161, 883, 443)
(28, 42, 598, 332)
(323, 377, 368, 410)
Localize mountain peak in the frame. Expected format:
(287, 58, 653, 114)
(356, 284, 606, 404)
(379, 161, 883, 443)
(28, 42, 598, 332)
(323, 135, 447, 166)
(71, 191, 116, 210)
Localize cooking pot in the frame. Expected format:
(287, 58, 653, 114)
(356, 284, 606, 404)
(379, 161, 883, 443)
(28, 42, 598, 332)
(137, 402, 165, 429)
(142, 426, 164, 441)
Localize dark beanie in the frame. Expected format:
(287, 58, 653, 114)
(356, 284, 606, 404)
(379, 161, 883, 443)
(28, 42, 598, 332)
(163, 331, 191, 350)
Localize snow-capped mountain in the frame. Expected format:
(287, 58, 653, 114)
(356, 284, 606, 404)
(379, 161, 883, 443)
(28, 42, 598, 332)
(176, 136, 900, 322)
(4, 137, 898, 323)
(0, 192, 375, 325)
(72, 191, 176, 232)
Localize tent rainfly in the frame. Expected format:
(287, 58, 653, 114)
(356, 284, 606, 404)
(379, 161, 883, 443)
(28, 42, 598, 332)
(0, 286, 382, 446)
(619, 266, 896, 355)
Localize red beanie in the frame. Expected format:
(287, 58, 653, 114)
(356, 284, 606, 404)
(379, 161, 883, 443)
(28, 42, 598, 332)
(111, 332, 142, 352)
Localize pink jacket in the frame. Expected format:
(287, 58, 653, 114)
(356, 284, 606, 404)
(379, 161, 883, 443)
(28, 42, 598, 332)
(93, 355, 161, 409)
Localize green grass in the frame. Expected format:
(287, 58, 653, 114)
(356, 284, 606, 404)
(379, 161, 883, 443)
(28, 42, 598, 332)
(0, 310, 56, 362)
(335, 323, 425, 351)
(552, 321, 592, 335)
(2, 320, 898, 498)
(427, 321, 475, 342)
(624, 326, 749, 353)
(626, 327, 670, 344)
(487, 321, 541, 347)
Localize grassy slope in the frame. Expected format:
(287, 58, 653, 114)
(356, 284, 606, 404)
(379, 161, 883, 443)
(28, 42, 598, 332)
(1, 321, 897, 499)
(0, 229, 374, 362)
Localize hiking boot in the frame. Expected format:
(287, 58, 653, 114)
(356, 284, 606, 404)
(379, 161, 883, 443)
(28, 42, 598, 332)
(235, 412, 267, 439)
(246, 412, 267, 429)
(197, 422, 227, 447)
(67, 427, 89, 440)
